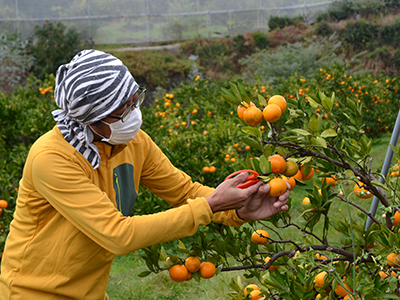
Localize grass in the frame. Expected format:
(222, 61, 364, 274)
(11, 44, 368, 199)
(107, 251, 244, 300)
(107, 133, 393, 299)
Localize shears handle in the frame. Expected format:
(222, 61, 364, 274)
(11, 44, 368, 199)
(224, 169, 261, 189)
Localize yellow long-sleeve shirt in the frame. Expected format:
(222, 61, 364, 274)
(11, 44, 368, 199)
(0, 126, 245, 300)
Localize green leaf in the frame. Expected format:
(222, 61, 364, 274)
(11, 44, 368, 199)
(301, 160, 313, 178)
(263, 144, 273, 158)
(258, 94, 267, 106)
(221, 87, 236, 98)
(317, 114, 323, 132)
(310, 137, 318, 146)
(390, 144, 399, 158)
(229, 81, 243, 103)
(216, 264, 223, 276)
(242, 94, 252, 104)
(160, 246, 168, 261)
(291, 129, 311, 136)
(242, 136, 263, 151)
(321, 92, 334, 111)
(221, 93, 241, 106)
(192, 270, 201, 282)
(383, 293, 400, 299)
(178, 240, 186, 250)
(262, 273, 283, 290)
(346, 97, 356, 111)
(137, 270, 152, 277)
(309, 115, 318, 132)
(306, 96, 320, 108)
(371, 180, 389, 191)
(276, 146, 289, 157)
(242, 126, 262, 139)
(320, 129, 337, 138)
(316, 137, 327, 148)
(237, 82, 246, 96)
(307, 93, 321, 103)
(259, 155, 271, 174)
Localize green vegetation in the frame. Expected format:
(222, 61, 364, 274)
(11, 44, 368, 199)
(109, 50, 192, 90)
(0, 33, 34, 94)
(26, 21, 83, 79)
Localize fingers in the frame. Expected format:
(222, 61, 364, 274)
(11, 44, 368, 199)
(226, 172, 262, 194)
(258, 183, 271, 194)
(273, 182, 291, 210)
(228, 172, 248, 186)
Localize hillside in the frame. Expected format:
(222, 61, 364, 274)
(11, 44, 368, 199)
(102, 8, 400, 105)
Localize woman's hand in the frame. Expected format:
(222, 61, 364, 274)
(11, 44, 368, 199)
(235, 182, 290, 221)
(206, 173, 290, 221)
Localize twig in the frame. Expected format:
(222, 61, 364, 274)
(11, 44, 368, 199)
(336, 194, 381, 226)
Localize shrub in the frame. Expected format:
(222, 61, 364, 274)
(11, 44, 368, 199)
(315, 21, 332, 36)
(25, 21, 83, 79)
(268, 16, 292, 31)
(240, 33, 355, 85)
(342, 20, 379, 50)
(380, 20, 400, 48)
(0, 74, 57, 252)
(251, 31, 269, 49)
(270, 63, 399, 137)
(110, 49, 191, 93)
(368, 47, 391, 65)
(393, 49, 400, 69)
(0, 33, 34, 94)
(232, 34, 246, 53)
(315, 12, 331, 23)
(183, 37, 241, 77)
(268, 15, 304, 31)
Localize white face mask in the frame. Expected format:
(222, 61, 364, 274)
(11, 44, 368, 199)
(99, 108, 142, 145)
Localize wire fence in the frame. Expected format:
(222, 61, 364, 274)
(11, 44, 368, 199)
(0, 0, 333, 45)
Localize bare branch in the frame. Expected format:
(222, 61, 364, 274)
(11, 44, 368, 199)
(336, 194, 381, 226)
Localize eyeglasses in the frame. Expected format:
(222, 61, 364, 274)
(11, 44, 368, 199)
(108, 86, 146, 122)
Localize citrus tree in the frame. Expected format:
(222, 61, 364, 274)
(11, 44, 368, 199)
(140, 80, 400, 300)
(0, 75, 57, 258)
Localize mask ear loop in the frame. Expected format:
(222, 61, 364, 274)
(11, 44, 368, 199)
(89, 123, 109, 141)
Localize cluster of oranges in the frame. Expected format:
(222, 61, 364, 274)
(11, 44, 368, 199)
(243, 284, 263, 300)
(377, 252, 400, 280)
(237, 95, 287, 127)
(237, 94, 317, 199)
(168, 256, 216, 282)
(202, 166, 216, 173)
(390, 163, 400, 177)
(39, 86, 53, 95)
(163, 93, 175, 107)
(314, 271, 357, 299)
(266, 153, 316, 198)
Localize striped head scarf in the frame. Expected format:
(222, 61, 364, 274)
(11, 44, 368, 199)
(52, 49, 139, 169)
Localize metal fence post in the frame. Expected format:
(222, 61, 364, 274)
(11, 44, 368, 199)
(15, 0, 19, 35)
(87, 0, 91, 41)
(146, 0, 150, 45)
(365, 109, 400, 230)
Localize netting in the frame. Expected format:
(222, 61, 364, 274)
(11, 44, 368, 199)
(0, 0, 332, 44)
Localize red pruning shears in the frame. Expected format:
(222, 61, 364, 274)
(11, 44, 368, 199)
(224, 169, 261, 189)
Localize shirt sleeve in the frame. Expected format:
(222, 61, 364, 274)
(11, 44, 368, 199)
(31, 150, 214, 255)
(139, 133, 246, 227)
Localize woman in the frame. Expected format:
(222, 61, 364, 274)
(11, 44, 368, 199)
(0, 49, 289, 299)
